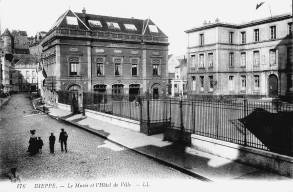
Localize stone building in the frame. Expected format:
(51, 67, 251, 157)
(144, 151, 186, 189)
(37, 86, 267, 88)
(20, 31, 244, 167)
(186, 14, 293, 98)
(41, 9, 168, 98)
(0, 28, 37, 93)
(167, 55, 187, 97)
(11, 54, 38, 92)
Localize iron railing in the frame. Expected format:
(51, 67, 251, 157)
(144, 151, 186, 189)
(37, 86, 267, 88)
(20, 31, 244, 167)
(55, 90, 293, 156)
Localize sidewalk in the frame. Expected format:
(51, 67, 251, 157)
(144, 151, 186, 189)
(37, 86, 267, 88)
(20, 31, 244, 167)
(40, 104, 290, 181)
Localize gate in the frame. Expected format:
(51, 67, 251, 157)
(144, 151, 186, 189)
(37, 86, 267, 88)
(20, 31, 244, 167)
(268, 74, 278, 97)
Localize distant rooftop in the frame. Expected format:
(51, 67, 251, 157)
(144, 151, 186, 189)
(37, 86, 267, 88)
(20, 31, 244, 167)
(185, 13, 292, 33)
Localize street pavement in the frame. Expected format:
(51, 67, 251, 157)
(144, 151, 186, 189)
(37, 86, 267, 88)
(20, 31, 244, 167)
(0, 94, 195, 182)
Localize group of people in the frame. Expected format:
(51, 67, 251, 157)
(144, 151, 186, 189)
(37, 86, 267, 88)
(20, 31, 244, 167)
(27, 128, 68, 155)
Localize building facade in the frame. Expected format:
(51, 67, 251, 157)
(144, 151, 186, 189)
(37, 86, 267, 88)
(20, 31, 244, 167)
(167, 55, 187, 97)
(41, 9, 168, 98)
(11, 54, 38, 92)
(186, 14, 293, 98)
(0, 29, 38, 93)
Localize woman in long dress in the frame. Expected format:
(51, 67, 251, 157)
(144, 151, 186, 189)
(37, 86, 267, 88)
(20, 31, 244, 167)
(27, 130, 37, 155)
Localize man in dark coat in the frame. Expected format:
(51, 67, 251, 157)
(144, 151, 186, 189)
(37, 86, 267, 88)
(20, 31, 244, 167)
(59, 129, 68, 152)
(49, 133, 55, 154)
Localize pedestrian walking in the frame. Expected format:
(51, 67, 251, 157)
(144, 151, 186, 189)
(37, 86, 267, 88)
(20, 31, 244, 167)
(49, 133, 55, 154)
(27, 130, 38, 155)
(37, 137, 44, 153)
(59, 129, 68, 152)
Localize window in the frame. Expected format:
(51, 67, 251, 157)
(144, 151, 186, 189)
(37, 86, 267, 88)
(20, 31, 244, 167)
(254, 29, 259, 42)
(26, 71, 30, 77)
(208, 53, 213, 67)
(229, 32, 234, 44)
(241, 52, 246, 67)
(199, 54, 204, 68)
(107, 22, 120, 30)
(200, 34, 204, 46)
(32, 71, 36, 77)
(200, 76, 204, 91)
(66, 16, 78, 25)
(229, 52, 234, 67)
(192, 76, 196, 91)
(114, 58, 122, 76)
(288, 22, 292, 35)
(241, 32, 246, 44)
(32, 78, 37, 83)
(190, 55, 196, 67)
(254, 75, 260, 89)
(269, 49, 276, 66)
(96, 57, 104, 76)
(253, 51, 260, 67)
(228, 76, 234, 91)
(124, 24, 137, 31)
(270, 26, 276, 40)
(88, 20, 102, 27)
(149, 25, 159, 33)
(112, 84, 124, 99)
(26, 78, 30, 84)
(152, 59, 161, 76)
(69, 57, 79, 76)
(241, 75, 246, 90)
(209, 76, 214, 91)
(131, 58, 139, 76)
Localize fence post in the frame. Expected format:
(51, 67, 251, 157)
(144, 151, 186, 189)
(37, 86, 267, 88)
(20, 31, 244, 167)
(216, 101, 219, 139)
(243, 99, 248, 146)
(147, 96, 150, 135)
(82, 92, 85, 116)
(180, 98, 184, 142)
(192, 101, 195, 134)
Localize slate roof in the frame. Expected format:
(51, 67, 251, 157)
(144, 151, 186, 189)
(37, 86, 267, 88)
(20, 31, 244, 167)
(49, 9, 167, 37)
(13, 54, 37, 66)
(1, 29, 12, 37)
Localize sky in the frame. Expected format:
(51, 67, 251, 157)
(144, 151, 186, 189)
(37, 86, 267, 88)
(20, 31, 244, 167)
(0, 0, 291, 55)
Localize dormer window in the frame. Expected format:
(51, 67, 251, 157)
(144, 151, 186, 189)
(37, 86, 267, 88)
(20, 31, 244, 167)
(124, 24, 137, 31)
(66, 16, 78, 25)
(107, 22, 120, 30)
(149, 25, 158, 33)
(89, 20, 102, 27)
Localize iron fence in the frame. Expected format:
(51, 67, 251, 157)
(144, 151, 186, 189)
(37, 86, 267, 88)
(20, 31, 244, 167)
(56, 90, 293, 156)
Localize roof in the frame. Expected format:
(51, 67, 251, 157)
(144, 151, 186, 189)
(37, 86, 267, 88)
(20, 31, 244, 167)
(186, 13, 292, 33)
(48, 9, 167, 37)
(13, 54, 37, 66)
(1, 29, 12, 37)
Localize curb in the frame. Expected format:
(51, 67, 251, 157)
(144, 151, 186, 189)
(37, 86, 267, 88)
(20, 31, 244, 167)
(58, 117, 211, 181)
(35, 108, 211, 181)
(0, 96, 11, 110)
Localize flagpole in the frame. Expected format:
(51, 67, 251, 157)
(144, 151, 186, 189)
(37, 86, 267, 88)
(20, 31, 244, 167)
(268, 3, 272, 18)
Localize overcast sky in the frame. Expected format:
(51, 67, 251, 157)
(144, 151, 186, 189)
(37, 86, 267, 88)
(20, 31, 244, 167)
(0, 0, 291, 55)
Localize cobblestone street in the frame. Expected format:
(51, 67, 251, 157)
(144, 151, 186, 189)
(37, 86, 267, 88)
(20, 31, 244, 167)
(0, 94, 193, 181)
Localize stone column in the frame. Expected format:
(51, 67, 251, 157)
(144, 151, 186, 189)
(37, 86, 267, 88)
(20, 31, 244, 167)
(55, 44, 61, 90)
(87, 42, 92, 92)
(141, 44, 148, 95)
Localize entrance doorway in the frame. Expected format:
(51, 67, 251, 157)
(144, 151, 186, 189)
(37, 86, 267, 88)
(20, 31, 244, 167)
(129, 84, 140, 101)
(68, 84, 81, 113)
(268, 74, 278, 97)
(153, 88, 159, 99)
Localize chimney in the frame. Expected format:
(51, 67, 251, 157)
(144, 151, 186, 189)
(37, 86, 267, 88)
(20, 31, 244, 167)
(82, 7, 86, 14)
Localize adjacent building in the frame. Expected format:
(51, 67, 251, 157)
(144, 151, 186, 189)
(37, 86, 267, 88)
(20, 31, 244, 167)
(186, 14, 293, 98)
(0, 29, 38, 93)
(167, 54, 187, 97)
(41, 9, 169, 98)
